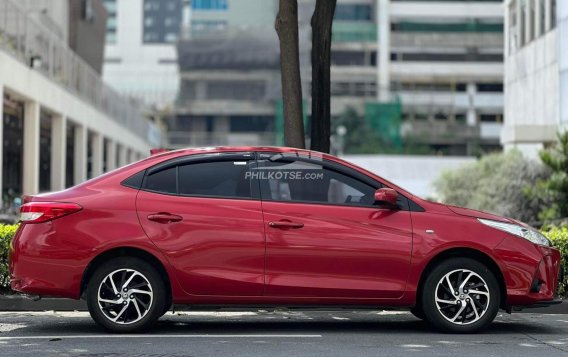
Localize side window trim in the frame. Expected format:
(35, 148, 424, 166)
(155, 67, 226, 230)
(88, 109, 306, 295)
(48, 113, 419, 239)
(147, 152, 254, 176)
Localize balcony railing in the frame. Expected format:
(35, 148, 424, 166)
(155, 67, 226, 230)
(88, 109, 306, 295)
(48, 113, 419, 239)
(0, 0, 154, 142)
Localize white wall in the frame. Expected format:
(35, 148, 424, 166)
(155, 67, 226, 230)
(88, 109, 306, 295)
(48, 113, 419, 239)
(502, 0, 561, 152)
(343, 155, 475, 198)
(559, 1, 568, 125)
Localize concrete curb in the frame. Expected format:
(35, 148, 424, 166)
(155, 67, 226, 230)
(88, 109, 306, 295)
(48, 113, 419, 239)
(0, 294, 566, 314)
(0, 295, 86, 311)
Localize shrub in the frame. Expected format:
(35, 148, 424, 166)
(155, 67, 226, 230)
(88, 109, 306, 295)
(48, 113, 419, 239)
(0, 224, 19, 291)
(542, 226, 568, 297)
(433, 150, 550, 224)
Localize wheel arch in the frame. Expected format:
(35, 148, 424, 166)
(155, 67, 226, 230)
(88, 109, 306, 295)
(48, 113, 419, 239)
(81, 247, 172, 307)
(416, 247, 507, 309)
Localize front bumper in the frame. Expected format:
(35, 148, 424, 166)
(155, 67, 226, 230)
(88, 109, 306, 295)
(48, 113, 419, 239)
(494, 236, 562, 306)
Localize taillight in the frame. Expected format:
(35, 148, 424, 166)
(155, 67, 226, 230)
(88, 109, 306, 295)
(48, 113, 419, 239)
(19, 202, 82, 224)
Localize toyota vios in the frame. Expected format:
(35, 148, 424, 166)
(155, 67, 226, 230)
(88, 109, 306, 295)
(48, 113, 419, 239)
(9, 147, 562, 333)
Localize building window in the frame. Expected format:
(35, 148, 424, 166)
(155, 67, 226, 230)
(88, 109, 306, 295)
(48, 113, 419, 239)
(103, 0, 117, 44)
(334, 4, 372, 21)
(192, 20, 227, 32)
(143, 0, 183, 43)
(192, 0, 228, 10)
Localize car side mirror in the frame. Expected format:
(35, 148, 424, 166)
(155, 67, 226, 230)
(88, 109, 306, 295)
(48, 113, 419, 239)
(374, 188, 398, 206)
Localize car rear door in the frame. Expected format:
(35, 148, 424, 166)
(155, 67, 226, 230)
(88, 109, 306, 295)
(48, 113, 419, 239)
(256, 152, 413, 299)
(136, 152, 266, 296)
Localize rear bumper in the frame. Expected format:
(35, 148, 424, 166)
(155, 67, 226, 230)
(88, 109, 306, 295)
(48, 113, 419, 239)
(9, 223, 84, 299)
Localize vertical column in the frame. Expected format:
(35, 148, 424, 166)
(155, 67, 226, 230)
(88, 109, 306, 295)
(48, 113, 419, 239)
(525, 0, 533, 43)
(118, 144, 128, 167)
(544, 0, 551, 31)
(516, 0, 523, 45)
(377, 0, 391, 102)
(106, 139, 117, 172)
(0, 85, 4, 206)
(50, 114, 67, 191)
(535, 0, 542, 38)
(22, 101, 40, 195)
(466, 83, 477, 127)
(128, 149, 137, 164)
(91, 132, 104, 178)
(74, 124, 87, 185)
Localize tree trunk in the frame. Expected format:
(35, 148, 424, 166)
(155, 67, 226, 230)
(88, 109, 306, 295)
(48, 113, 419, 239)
(275, 0, 305, 149)
(310, 0, 337, 154)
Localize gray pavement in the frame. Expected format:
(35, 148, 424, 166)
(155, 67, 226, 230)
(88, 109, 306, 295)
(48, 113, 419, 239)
(0, 310, 567, 356)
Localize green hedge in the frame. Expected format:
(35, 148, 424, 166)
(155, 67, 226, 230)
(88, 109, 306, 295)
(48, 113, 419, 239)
(542, 226, 568, 297)
(0, 224, 18, 291)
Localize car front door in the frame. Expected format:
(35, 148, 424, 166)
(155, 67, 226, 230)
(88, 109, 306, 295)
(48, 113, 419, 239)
(256, 153, 413, 299)
(136, 152, 265, 296)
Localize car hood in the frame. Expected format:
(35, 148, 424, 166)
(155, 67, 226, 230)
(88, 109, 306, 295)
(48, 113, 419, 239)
(446, 205, 513, 223)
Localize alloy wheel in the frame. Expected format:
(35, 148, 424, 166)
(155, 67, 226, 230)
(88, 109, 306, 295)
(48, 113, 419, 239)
(434, 268, 490, 325)
(97, 268, 154, 325)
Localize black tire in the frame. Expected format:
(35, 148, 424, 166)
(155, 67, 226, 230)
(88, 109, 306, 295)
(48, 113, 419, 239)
(410, 306, 425, 320)
(421, 258, 500, 333)
(86, 257, 166, 333)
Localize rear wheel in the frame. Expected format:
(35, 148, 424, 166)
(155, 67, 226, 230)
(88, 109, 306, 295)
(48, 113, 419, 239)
(86, 257, 166, 333)
(421, 258, 500, 333)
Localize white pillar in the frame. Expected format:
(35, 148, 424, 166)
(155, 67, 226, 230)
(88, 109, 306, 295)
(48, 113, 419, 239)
(525, 0, 533, 43)
(544, 0, 551, 31)
(74, 124, 87, 185)
(0, 85, 4, 206)
(377, 0, 391, 102)
(23, 101, 41, 195)
(50, 114, 66, 191)
(106, 139, 117, 171)
(466, 83, 477, 127)
(128, 149, 136, 164)
(91, 132, 104, 178)
(118, 144, 128, 167)
(516, 0, 523, 45)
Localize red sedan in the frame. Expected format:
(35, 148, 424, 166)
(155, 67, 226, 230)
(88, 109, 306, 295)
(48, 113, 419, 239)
(9, 147, 562, 333)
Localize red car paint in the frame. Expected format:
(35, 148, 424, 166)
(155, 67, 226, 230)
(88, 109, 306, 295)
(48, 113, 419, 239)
(9, 146, 561, 309)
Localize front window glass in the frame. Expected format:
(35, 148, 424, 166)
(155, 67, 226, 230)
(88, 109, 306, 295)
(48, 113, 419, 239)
(257, 159, 376, 207)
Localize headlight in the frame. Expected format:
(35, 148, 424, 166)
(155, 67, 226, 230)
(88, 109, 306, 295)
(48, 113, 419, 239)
(478, 219, 551, 247)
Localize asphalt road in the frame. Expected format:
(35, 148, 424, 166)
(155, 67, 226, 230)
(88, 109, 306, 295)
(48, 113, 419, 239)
(0, 310, 567, 356)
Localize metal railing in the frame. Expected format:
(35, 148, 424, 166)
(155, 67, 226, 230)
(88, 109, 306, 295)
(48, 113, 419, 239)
(0, 0, 154, 142)
(167, 131, 276, 148)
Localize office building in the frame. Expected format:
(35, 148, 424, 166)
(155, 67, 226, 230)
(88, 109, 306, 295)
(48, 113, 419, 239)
(502, 0, 566, 157)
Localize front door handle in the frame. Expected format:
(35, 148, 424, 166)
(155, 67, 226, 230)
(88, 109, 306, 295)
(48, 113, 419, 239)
(268, 220, 304, 229)
(147, 213, 183, 224)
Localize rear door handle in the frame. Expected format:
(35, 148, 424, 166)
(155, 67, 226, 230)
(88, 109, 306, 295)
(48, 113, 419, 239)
(147, 213, 183, 224)
(268, 220, 304, 229)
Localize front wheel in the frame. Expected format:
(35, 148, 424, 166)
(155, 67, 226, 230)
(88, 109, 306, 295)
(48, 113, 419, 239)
(86, 257, 166, 333)
(421, 258, 500, 333)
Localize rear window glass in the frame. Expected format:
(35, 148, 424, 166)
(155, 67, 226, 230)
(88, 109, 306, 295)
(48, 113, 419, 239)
(144, 167, 177, 194)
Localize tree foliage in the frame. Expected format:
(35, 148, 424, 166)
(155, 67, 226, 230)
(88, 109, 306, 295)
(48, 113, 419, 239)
(434, 150, 549, 223)
(527, 133, 568, 224)
(332, 107, 434, 155)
